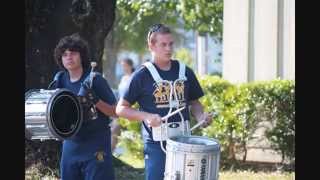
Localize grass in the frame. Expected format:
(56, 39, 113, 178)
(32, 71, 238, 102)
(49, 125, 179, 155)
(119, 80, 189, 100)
(25, 153, 295, 180)
(220, 171, 294, 180)
(114, 151, 144, 169)
(26, 170, 294, 180)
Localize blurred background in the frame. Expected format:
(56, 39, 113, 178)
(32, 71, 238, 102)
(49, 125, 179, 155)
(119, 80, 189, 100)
(25, 0, 295, 179)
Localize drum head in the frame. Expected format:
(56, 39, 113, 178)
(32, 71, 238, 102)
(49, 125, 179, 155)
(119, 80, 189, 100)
(168, 135, 220, 153)
(47, 89, 83, 140)
(171, 136, 219, 146)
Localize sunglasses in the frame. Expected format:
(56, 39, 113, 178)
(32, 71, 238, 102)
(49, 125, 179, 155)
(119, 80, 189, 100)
(147, 24, 164, 41)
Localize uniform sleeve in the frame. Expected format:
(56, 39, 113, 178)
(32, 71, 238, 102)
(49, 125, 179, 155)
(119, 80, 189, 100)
(49, 70, 65, 89)
(186, 68, 204, 101)
(122, 71, 142, 105)
(92, 73, 117, 105)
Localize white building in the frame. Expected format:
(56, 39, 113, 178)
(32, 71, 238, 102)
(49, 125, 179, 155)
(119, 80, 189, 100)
(222, 0, 295, 83)
(196, 34, 222, 76)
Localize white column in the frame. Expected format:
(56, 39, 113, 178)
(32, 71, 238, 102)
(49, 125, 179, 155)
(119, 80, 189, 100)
(282, 0, 295, 80)
(222, 0, 250, 83)
(253, 0, 278, 81)
(197, 34, 207, 75)
(223, 0, 295, 83)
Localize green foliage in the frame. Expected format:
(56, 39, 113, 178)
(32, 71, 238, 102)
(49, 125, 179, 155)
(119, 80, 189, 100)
(114, 0, 224, 54)
(199, 77, 295, 164)
(117, 126, 144, 161)
(117, 103, 144, 161)
(173, 48, 195, 69)
(261, 79, 295, 163)
(177, 0, 223, 40)
(117, 76, 295, 165)
(115, 0, 181, 54)
(198, 76, 243, 160)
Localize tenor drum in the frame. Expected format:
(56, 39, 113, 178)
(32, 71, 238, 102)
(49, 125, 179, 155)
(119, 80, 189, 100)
(25, 89, 83, 141)
(164, 135, 220, 180)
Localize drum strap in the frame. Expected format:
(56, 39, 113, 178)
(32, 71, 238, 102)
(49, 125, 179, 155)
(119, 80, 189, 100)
(143, 61, 189, 142)
(143, 60, 187, 82)
(48, 71, 65, 89)
(143, 60, 187, 110)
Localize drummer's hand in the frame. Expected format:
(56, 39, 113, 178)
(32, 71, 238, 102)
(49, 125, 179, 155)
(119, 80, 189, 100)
(145, 113, 162, 128)
(199, 112, 213, 128)
(78, 82, 99, 104)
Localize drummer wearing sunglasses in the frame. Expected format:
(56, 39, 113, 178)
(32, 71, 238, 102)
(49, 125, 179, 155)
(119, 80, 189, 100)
(116, 23, 214, 180)
(51, 34, 117, 180)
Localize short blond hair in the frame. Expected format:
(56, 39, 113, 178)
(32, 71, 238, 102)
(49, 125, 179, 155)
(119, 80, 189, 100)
(147, 23, 171, 45)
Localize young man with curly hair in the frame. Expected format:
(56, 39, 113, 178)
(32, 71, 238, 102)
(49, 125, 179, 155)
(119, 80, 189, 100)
(52, 34, 117, 180)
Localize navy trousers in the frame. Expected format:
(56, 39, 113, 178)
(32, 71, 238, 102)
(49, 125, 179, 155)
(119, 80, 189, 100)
(60, 130, 114, 180)
(144, 141, 166, 180)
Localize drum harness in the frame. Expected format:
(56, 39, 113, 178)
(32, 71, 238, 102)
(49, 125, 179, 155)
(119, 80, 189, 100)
(85, 62, 99, 120)
(144, 61, 216, 154)
(143, 61, 190, 153)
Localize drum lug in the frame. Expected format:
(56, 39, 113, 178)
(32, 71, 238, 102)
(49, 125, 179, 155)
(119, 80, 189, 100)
(174, 171, 181, 180)
(164, 171, 180, 180)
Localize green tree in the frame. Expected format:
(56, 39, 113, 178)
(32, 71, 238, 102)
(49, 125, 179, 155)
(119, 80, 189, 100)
(104, 0, 223, 84)
(173, 48, 194, 69)
(103, 0, 184, 87)
(177, 0, 223, 41)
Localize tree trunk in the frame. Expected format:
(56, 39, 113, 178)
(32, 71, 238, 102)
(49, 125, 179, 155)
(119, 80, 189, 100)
(227, 131, 236, 161)
(103, 30, 118, 89)
(242, 142, 247, 162)
(26, 0, 116, 90)
(228, 141, 236, 161)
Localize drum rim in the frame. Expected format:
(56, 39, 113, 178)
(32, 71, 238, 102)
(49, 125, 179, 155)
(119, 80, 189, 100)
(46, 88, 83, 140)
(167, 135, 221, 152)
(25, 89, 41, 101)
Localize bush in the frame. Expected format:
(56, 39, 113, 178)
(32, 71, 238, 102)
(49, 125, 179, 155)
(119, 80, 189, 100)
(117, 103, 144, 161)
(26, 77, 295, 177)
(114, 76, 295, 166)
(199, 76, 295, 165)
(262, 79, 295, 164)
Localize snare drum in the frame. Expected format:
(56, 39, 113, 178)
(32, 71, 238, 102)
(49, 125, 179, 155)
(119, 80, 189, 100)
(152, 120, 190, 141)
(164, 135, 220, 180)
(25, 89, 83, 141)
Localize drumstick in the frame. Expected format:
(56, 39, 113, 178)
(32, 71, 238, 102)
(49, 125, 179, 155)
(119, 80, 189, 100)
(161, 106, 185, 121)
(189, 112, 216, 132)
(90, 62, 97, 88)
(189, 120, 206, 132)
(91, 61, 97, 69)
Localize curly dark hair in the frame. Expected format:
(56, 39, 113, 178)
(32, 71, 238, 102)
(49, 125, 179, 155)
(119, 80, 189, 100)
(54, 34, 90, 71)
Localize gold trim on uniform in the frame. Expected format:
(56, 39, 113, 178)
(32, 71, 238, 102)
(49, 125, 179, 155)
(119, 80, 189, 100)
(94, 151, 105, 162)
(153, 81, 185, 108)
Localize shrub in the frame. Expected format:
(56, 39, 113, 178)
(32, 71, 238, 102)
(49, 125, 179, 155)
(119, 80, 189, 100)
(117, 104, 144, 161)
(199, 76, 295, 164)
(117, 76, 295, 166)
